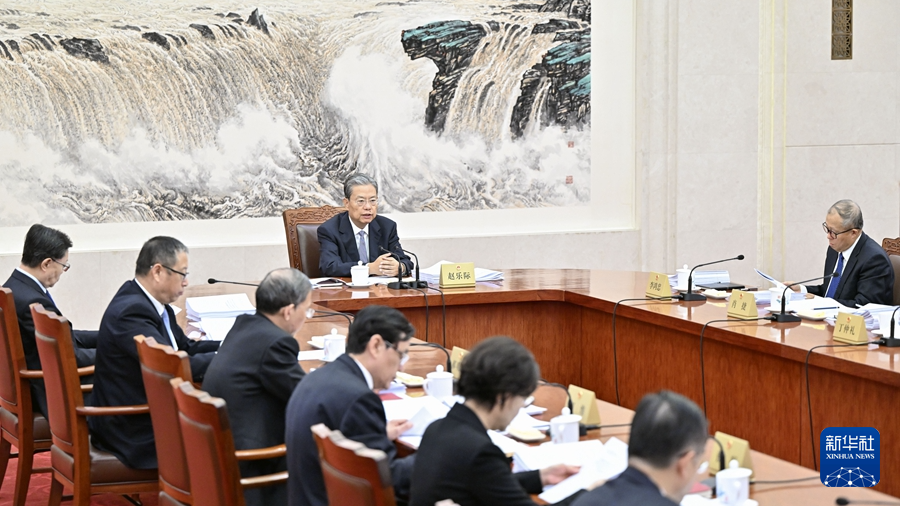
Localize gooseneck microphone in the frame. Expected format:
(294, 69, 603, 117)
(772, 273, 838, 323)
(379, 246, 408, 290)
(680, 255, 745, 302)
(207, 278, 259, 287)
(836, 498, 900, 505)
(882, 305, 900, 348)
(398, 247, 428, 288)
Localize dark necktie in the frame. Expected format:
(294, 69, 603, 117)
(825, 253, 845, 299)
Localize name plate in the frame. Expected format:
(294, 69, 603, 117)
(449, 346, 469, 380)
(440, 262, 476, 288)
(568, 384, 601, 425)
(833, 312, 867, 344)
(727, 290, 758, 319)
(645, 272, 673, 298)
(709, 431, 754, 477)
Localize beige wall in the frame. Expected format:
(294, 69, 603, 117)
(3, 0, 900, 328)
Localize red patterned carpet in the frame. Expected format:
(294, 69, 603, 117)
(0, 447, 159, 505)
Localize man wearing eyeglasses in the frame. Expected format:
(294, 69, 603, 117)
(89, 236, 220, 470)
(3, 224, 98, 418)
(318, 173, 414, 277)
(203, 268, 313, 506)
(798, 200, 893, 307)
(285, 305, 416, 506)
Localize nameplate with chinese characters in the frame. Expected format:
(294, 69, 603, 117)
(439, 262, 476, 288)
(726, 290, 758, 319)
(450, 346, 469, 380)
(645, 272, 673, 298)
(709, 431, 754, 478)
(568, 384, 601, 425)
(833, 312, 867, 344)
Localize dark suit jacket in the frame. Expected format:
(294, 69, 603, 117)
(88, 280, 220, 470)
(806, 231, 894, 307)
(410, 403, 542, 506)
(203, 312, 305, 506)
(285, 353, 414, 506)
(3, 269, 97, 418)
(571, 466, 678, 506)
(317, 212, 413, 277)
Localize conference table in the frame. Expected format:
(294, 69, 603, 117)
(182, 269, 900, 499)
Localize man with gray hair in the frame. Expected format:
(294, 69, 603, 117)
(203, 268, 313, 506)
(801, 199, 893, 307)
(318, 173, 413, 277)
(89, 236, 220, 470)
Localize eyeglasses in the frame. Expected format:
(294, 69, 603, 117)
(163, 265, 189, 280)
(822, 222, 857, 239)
(697, 460, 709, 475)
(52, 259, 70, 272)
(384, 340, 410, 365)
(352, 198, 378, 208)
(523, 395, 535, 407)
(304, 307, 315, 318)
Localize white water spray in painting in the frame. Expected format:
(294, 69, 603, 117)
(0, 0, 590, 225)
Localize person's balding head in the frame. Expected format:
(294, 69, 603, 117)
(255, 268, 313, 334)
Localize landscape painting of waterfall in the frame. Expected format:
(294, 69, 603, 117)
(0, 0, 591, 226)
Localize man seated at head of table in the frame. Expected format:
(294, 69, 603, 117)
(89, 236, 221, 470)
(796, 199, 894, 307)
(572, 391, 710, 506)
(409, 336, 580, 506)
(285, 304, 416, 506)
(317, 173, 413, 278)
(3, 223, 98, 418)
(203, 268, 313, 506)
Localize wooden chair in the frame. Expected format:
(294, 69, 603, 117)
(135, 335, 194, 506)
(0, 287, 53, 506)
(882, 237, 900, 256)
(310, 423, 396, 506)
(883, 238, 900, 305)
(171, 378, 288, 506)
(533, 382, 571, 421)
(282, 206, 346, 277)
(31, 303, 157, 506)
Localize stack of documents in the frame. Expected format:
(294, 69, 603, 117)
(730, 290, 806, 306)
(824, 304, 895, 330)
(186, 294, 255, 320)
(668, 271, 730, 288)
(419, 261, 504, 284)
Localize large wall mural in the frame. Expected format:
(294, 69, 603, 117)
(0, 0, 591, 226)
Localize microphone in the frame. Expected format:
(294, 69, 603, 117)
(836, 499, 900, 505)
(398, 247, 428, 288)
(379, 246, 408, 290)
(880, 305, 900, 348)
(771, 273, 837, 323)
(680, 255, 745, 302)
(208, 278, 259, 287)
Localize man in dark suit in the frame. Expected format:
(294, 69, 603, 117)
(318, 173, 413, 277)
(203, 268, 312, 506)
(803, 200, 894, 307)
(572, 391, 710, 506)
(410, 337, 579, 506)
(2, 224, 97, 417)
(285, 305, 416, 506)
(89, 236, 220, 470)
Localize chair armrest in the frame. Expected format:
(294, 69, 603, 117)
(77, 366, 95, 376)
(240, 471, 288, 489)
(235, 444, 286, 461)
(19, 369, 43, 379)
(81, 384, 93, 393)
(76, 404, 150, 416)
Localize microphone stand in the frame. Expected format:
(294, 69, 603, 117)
(208, 278, 259, 287)
(399, 247, 428, 288)
(680, 255, 745, 302)
(881, 306, 900, 348)
(379, 246, 408, 290)
(772, 273, 837, 323)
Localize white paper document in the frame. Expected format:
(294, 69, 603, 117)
(297, 350, 325, 361)
(419, 261, 504, 284)
(536, 438, 629, 503)
(198, 317, 236, 341)
(186, 293, 255, 320)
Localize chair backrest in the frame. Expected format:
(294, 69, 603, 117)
(889, 255, 900, 306)
(310, 423, 396, 506)
(171, 378, 244, 506)
(0, 287, 25, 410)
(136, 336, 194, 505)
(883, 237, 900, 257)
(533, 383, 570, 421)
(31, 303, 84, 456)
(282, 206, 346, 277)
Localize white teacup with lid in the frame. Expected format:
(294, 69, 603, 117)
(323, 328, 346, 362)
(423, 365, 454, 399)
(351, 261, 369, 286)
(550, 407, 582, 444)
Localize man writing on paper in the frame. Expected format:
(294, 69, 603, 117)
(798, 200, 893, 307)
(409, 336, 580, 506)
(318, 173, 413, 278)
(3, 224, 97, 418)
(203, 268, 312, 506)
(285, 305, 415, 506)
(572, 391, 710, 506)
(89, 236, 220, 470)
